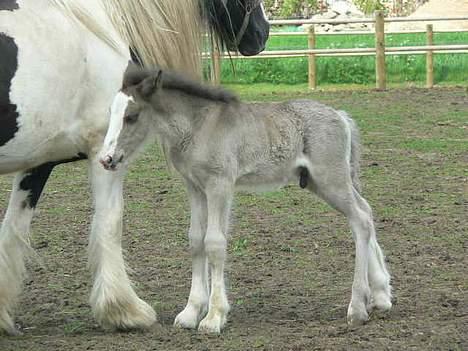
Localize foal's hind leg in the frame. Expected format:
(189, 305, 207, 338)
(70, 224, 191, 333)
(174, 182, 209, 329)
(88, 158, 156, 330)
(307, 166, 375, 326)
(0, 165, 54, 335)
(353, 193, 392, 312)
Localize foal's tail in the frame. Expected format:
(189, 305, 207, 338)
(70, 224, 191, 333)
(339, 111, 362, 192)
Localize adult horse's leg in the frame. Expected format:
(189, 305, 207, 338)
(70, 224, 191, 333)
(0, 164, 55, 335)
(87, 157, 156, 330)
(174, 181, 209, 329)
(198, 180, 232, 334)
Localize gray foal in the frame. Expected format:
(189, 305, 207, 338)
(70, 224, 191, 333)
(99, 66, 392, 334)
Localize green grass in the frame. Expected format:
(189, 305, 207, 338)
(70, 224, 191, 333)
(63, 321, 86, 335)
(0, 86, 466, 350)
(219, 31, 468, 85)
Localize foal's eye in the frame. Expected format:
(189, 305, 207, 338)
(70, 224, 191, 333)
(124, 113, 139, 124)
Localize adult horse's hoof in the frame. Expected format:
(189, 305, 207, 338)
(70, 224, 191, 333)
(93, 297, 157, 331)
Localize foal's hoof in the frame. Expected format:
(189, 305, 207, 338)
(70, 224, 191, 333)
(0, 312, 22, 337)
(7, 326, 23, 337)
(198, 314, 226, 334)
(1, 326, 23, 337)
(369, 291, 393, 312)
(174, 306, 203, 330)
(347, 304, 369, 327)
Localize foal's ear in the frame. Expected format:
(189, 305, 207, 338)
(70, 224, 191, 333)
(137, 70, 163, 100)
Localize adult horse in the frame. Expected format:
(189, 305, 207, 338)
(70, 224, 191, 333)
(0, 0, 269, 335)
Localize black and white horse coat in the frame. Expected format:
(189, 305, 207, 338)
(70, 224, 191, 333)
(0, 0, 269, 335)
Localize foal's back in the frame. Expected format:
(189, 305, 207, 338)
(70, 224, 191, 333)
(196, 98, 351, 188)
(218, 98, 350, 150)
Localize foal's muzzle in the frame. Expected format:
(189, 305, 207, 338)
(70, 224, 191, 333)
(100, 154, 124, 171)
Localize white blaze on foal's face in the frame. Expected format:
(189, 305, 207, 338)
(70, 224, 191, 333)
(100, 91, 141, 170)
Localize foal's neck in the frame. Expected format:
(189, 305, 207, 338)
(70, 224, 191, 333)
(152, 90, 223, 146)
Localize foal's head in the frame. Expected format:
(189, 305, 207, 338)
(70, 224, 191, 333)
(99, 65, 238, 171)
(99, 68, 162, 171)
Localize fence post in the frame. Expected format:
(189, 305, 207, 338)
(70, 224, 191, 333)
(426, 24, 434, 88)
(211, 42, 221, 85)
(308, 25, 316, 90)
(374, 10, 386, 90)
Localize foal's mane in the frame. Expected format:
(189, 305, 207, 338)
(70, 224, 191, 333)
(124, 68, 239, 104)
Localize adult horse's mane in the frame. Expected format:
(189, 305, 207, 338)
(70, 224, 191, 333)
(50, 0, 205, 78)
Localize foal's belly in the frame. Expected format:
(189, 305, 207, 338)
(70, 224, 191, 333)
(235, 178, 292, 193)
(235, 165, 299, 193)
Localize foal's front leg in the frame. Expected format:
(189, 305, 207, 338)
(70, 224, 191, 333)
(174, 182, 209, 329)
(88, 158, 156, 330)
(198, 182, 233, 334)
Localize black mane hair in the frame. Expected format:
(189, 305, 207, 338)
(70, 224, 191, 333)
(201, 0, 237, 52)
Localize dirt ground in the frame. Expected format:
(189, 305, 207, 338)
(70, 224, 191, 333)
(0, 87, 467, 350)
(388, 0, 468, 31)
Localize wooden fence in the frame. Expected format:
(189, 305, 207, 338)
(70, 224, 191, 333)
(211, 13, 468, 90)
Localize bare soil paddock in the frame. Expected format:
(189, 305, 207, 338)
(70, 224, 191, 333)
(0, 87, 466, 350)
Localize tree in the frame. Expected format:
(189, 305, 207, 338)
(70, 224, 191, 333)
(282, 0, 319, 17)
(264, 0, 425, 18)
(264, 0, 319, 18)
(353, 0, 386, 14)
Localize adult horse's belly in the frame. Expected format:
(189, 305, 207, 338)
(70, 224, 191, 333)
(0, 4, 87, 173)
(0, 2, 127, 174)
